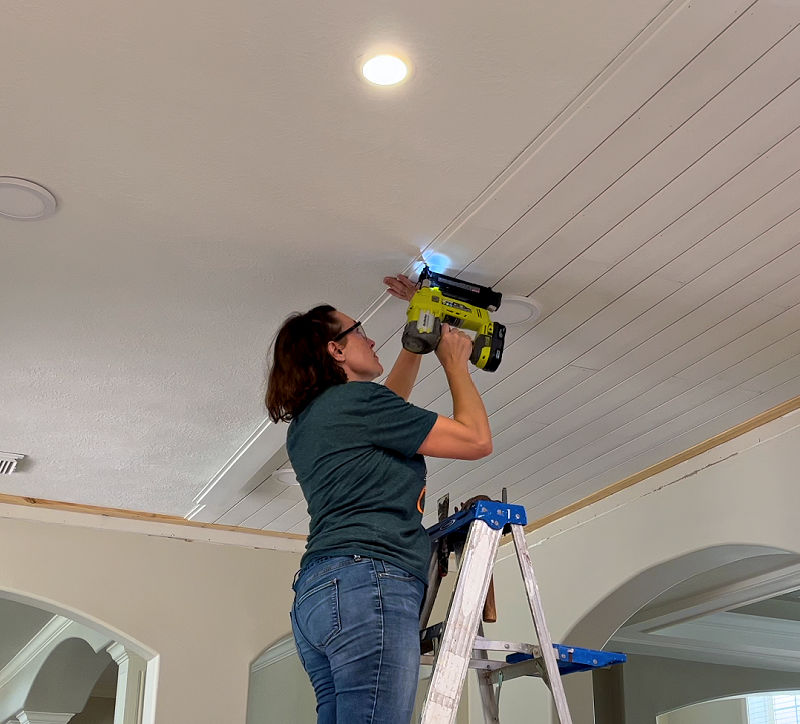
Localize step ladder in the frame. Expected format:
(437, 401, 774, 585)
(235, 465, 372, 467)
(418, 498, 626, 724)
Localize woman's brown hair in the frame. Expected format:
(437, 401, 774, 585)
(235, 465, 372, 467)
(265, 305, 348, 422)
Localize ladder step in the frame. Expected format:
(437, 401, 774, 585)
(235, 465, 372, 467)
(506, 645, 627, 676)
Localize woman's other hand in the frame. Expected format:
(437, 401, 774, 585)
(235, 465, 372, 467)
(383, 274, 417, 302)
(434, 324, 473, 371)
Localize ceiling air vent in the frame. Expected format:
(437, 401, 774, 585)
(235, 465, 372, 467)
(0, 452, 25, 474)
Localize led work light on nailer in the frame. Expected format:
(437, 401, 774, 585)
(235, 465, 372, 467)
(401, 266, 506, 372)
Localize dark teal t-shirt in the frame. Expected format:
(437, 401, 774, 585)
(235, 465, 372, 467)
(287, 381, 438, 583)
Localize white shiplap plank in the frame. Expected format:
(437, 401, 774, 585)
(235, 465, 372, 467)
(289, 517, 309, 536)
(496, 19, 800, 297)
(464, 7, 800, 288)
(428, 298, 786, 497)
(434, 44, 800, 430)
(573, 204, 800, 374)
(741, 353, 800, 394)
(426, 365, 594, 479)
(506, 117, 800, 377)
(426, 416, 549, 490)
(507, 386, 761, 512)
(516, 375, 800, 521)
(240, 486, 305, 530)
(213, 476, 282, 525)
(761, 272, 800, 310)
(508, 344, 800, 505)
(479, 274, 683, 406)
(484, 364, 598, 435)
(266, 499, 313, 532)
(514, 304, 777, 430)
(470, 232, 800, 424)
(430, 291, 791, 505)
(460, 131, 800, 420)
(675, 302, 800, 384)
(714, 332, 800, 390)
(429, 376, 694, 499)
(421, 0, 759, 283)
(501, 383, 759, 502)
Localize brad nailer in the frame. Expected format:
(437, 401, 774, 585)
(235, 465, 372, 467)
(401, 266, 506, 371)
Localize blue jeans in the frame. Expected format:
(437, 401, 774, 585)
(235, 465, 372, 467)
(290, 555, 425, 724)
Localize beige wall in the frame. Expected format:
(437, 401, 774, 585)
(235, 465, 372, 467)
(474, 414, 800, 723)
(621, 654, 800, 723)
(248, 652, 317, 724)
(0, 514, 301, 723)
(4, 412, 799, 723)
(71, 696, 116, 724)
(247, 413, 800, 723)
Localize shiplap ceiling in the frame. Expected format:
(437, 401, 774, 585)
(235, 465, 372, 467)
(3, 0, 799, 530)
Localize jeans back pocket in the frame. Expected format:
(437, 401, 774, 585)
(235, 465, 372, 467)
(293, 578, 341, 649)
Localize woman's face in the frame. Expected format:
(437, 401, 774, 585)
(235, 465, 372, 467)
(329, 311, 383, 381)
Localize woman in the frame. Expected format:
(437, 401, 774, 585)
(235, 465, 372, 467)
(265, 274, 492, 724)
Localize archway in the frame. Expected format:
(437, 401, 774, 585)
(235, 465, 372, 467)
(561, 545, 800, 723)
(0, 591, 156, 724)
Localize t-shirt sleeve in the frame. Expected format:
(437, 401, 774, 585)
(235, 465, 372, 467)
(359, 383, 438, 458)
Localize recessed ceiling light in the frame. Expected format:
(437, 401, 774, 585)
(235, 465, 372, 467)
(493, 295, 542, 326)
(273, 467, 300, 486)
(361, 54, 409, 86)
(0, 177, 57, 220)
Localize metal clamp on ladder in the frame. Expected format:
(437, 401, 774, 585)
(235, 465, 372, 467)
(418, 497, 626, 724)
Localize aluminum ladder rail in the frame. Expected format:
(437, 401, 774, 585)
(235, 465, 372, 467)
(418, 501, 572, 724)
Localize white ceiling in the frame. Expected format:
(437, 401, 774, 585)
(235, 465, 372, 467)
(2, 0, 799, 530)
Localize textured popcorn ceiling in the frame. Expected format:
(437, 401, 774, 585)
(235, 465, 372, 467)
(2, 0, 799, 527)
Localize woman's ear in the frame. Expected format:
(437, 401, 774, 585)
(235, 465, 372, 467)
(327, 340, 344, 361)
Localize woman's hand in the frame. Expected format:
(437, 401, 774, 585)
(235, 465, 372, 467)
(383, 273, 417, 302)
(434, 324, 473, 371)
(419, 324, 492, 460)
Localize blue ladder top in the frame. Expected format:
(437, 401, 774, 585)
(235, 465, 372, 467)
(507, 645, 627, 675)
(426, 501, 527, 542)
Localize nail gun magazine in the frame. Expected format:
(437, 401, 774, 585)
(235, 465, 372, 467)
(401, 266, 506, 371)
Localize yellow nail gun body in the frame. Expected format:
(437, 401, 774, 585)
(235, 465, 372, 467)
(402, 267, 506, 371)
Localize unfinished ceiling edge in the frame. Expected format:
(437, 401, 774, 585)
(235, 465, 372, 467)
(0, 500, 306, 553)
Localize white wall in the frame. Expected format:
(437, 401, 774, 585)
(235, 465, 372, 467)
(477, 413, 800, 723)
(0, 512, 301, 723)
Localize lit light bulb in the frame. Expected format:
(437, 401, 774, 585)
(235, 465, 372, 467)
(362, 55, 409, 86)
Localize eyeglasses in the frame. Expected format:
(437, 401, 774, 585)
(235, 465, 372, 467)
(332, 320, 367, 342)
